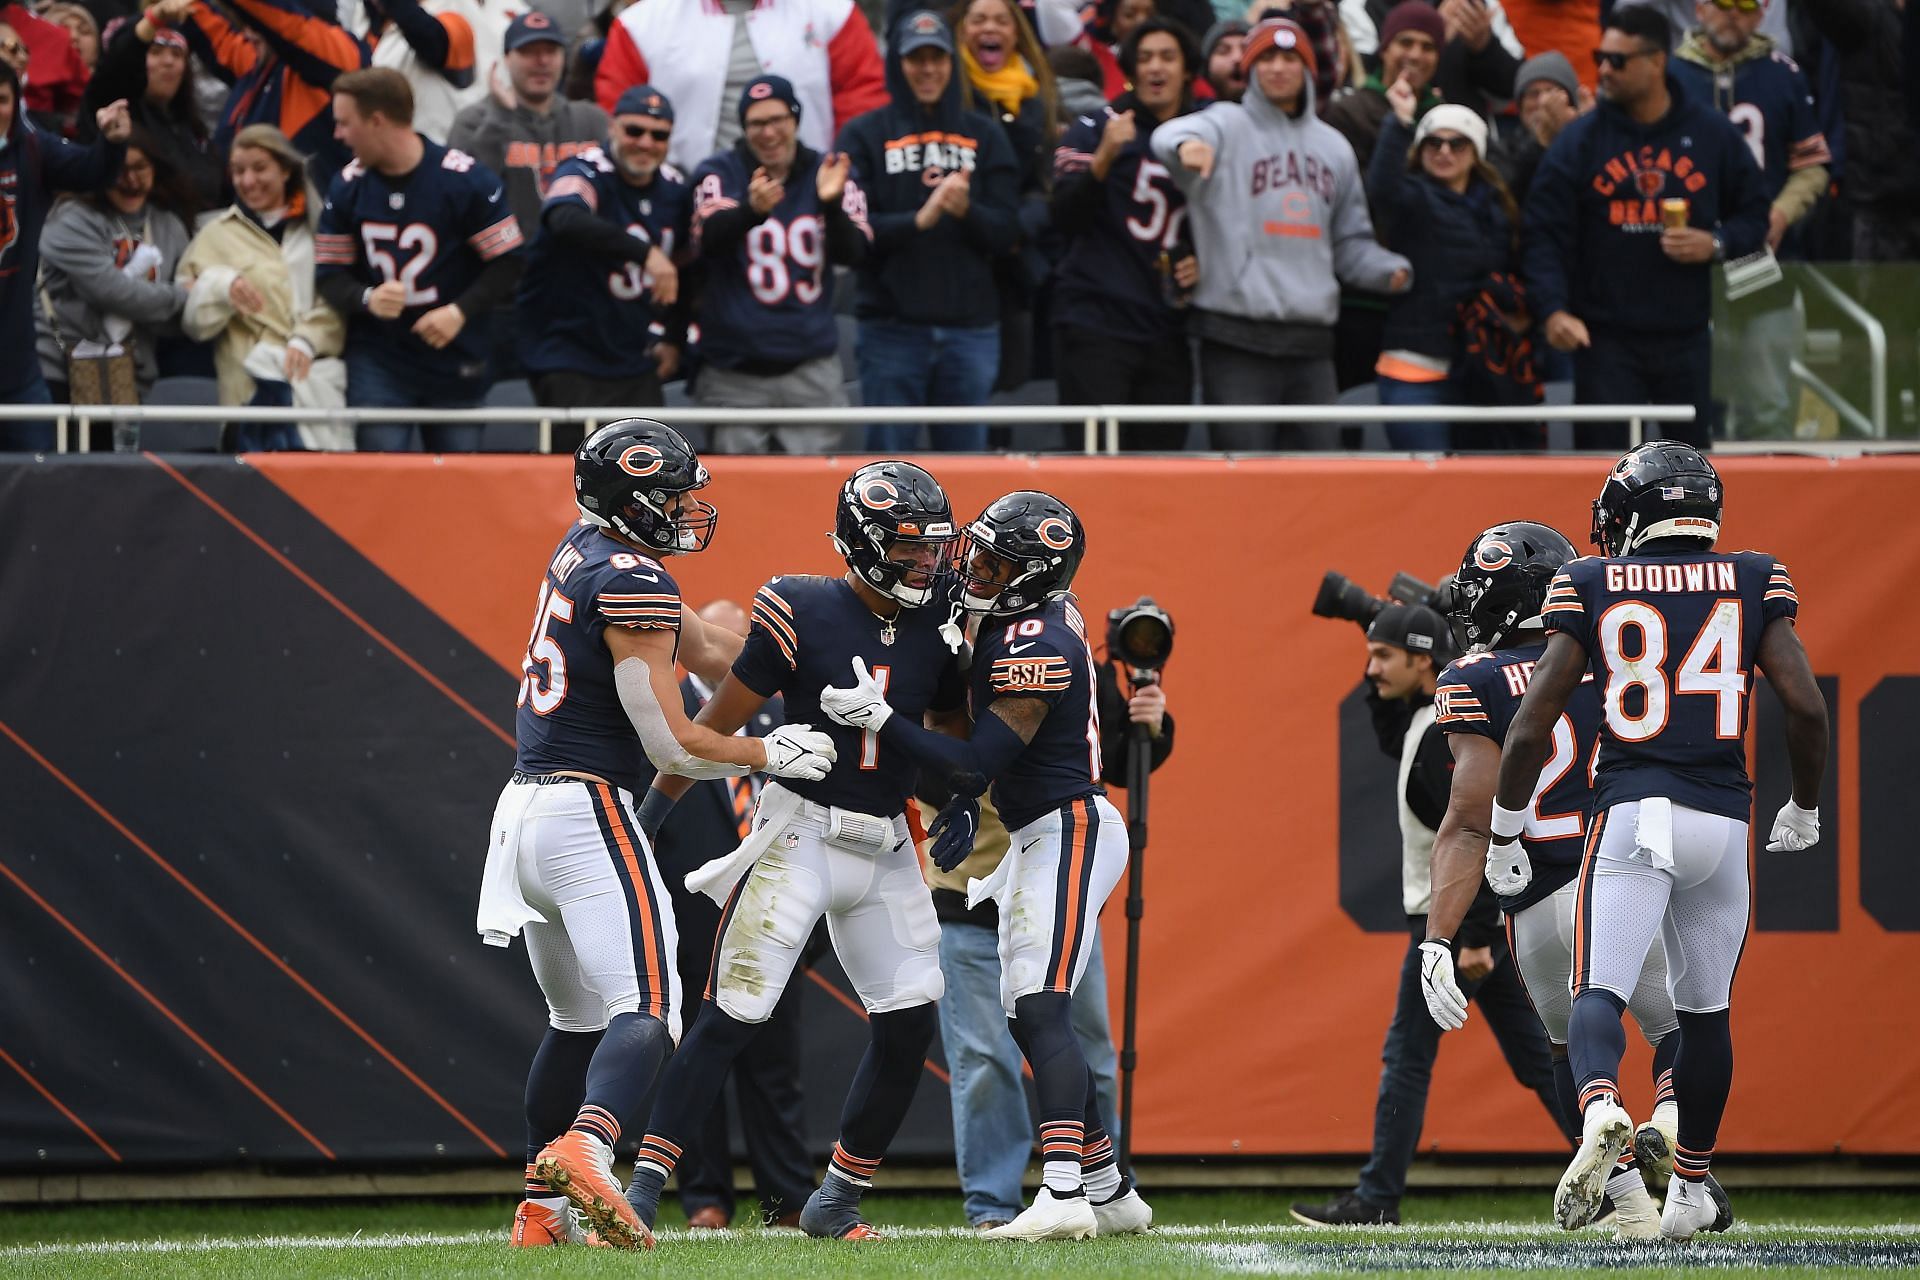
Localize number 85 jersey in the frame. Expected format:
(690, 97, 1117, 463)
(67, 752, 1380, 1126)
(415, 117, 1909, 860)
(513, 523, 685, 794)
(1541, 550, 1799, 822)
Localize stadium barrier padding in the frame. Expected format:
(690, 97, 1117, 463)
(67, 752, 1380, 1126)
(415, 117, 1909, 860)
(1, 452, 1914, 1170)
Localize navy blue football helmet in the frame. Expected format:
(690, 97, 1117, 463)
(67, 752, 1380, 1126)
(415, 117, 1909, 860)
(953, 491, 1086, 616)
(1591, 441, 1722, 557)
(575, 419, 716, 554)
(832, 460, 956, 607)
(1449, 520, 1578, 651)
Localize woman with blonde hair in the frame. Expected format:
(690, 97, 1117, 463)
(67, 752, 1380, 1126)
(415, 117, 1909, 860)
(176, 123, 350, 451)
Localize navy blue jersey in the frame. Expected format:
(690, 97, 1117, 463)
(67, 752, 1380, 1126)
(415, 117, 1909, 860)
(970, 595, 1107, 832)
(689, 145, 871, 371)
(1541, 551, 1799, 822)
(1051, 102, 1193, 345)
(1674, 45, 1831, 256)
(733, 575, 965, 817)
(517, 148, 691, 378)
(315, 138, 523, 380)
(513, 522, 683, 793)
(1436, 640, 1604, 913)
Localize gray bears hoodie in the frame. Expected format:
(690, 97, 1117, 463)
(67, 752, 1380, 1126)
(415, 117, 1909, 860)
(1151, 63, 1408, 347)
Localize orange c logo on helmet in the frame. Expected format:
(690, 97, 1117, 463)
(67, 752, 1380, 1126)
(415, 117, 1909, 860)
(858, 478, 900, 510)
(1466, 537, 1512, 568)
(1036, 517, 1074, 550)
(617, 444, 664, 477)
(1474, 538, 1514, 571)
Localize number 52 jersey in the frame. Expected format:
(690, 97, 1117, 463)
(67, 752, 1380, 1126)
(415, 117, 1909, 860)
(1540, 550, 1799, 822)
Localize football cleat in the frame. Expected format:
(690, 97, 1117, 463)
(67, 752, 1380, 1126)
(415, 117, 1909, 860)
(1607, 1180, 1662, 1242)
(1703, 1173, 1735, 1233)
(510, 1200, 570, 1247)
(982, 1187, 1098, 1241)
(1633, 1106, 1679, 1187)
(1660, 1176, 1720, 1242)
(1092, 1186, 1153, 1237)
(1555, 1098, 1634, 1230)
(535, 1131, 654, 1251)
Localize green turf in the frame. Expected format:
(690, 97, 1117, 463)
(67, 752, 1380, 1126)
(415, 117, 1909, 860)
(2, 1190, 1917, 1279)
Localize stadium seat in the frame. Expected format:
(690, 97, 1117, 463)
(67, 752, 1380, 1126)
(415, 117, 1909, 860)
(141, 376, 224, 451)
(479, 379, 541, 452)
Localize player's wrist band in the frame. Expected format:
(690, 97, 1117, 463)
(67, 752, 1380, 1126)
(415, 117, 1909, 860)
(1489, 802, 1527, 841)
(1423, 936, 1454, 952)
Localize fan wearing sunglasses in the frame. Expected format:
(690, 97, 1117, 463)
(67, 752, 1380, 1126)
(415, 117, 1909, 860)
(1364, 80, 1522, 453)
(1671, 0, 1830, 440)
(1518, 4, 1770, 451)
(516, 83, 692, 439)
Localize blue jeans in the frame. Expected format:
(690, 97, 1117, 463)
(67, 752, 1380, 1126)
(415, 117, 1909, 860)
(939, 921, 1120, 1224)
(856, 318, 997, 452)
(1377, 373, 1453, 452)
(348, 354, 484, 453)
(0, 371, 56, 451)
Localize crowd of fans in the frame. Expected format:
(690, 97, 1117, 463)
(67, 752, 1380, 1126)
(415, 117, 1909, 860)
(0, 0, 1913, 453)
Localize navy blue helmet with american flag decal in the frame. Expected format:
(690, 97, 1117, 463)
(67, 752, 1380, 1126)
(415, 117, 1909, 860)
(1591, 441, 1722, 557)
(954, 491, 1087, 616)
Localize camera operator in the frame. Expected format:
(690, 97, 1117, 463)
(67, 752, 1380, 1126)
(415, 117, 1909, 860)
(1292, 602, 1565, 1227)
(917, 605, 1174, 1231)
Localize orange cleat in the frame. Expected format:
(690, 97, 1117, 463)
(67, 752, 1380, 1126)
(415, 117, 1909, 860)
(510, 1200, 569, 1247)
(839, 1223, 886, 1241)
(535, 1132, 654, 1251)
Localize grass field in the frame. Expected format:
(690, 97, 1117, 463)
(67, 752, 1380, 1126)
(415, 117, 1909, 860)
(3, 1189, 1919, 1278)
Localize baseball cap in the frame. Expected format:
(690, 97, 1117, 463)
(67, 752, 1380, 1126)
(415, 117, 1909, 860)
(504, 10, 565, 52)
(1367, 603, 1452, 661)
(896, 9, 955, 56)
(614, 85, 675, 122)
(738, 74, 801, 126)
(1240, 17, 1317, 78)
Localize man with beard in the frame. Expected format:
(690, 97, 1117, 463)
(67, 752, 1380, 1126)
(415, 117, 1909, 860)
(1051, 18, 1206, 450)
(689, 74, 871, 455)
(1201, 19, 1248, 102)
(517, 84, 689, 443)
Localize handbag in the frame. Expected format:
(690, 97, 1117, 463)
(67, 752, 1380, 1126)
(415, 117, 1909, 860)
(39, 212, 150, 405)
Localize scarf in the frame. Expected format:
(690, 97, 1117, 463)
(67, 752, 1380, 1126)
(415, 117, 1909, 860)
(962, 47, 1038, 117)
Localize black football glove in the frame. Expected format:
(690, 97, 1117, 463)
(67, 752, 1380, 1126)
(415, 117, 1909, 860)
(928, 795, 980, 872)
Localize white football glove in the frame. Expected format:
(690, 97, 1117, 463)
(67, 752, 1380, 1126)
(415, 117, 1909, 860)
(760, 723, 838, 781)
(1765, 800, 1820, 852)
(819, 656, 894, 732)
(1419, 940, 1469, 1031)
(1484, 834, 1532, 897)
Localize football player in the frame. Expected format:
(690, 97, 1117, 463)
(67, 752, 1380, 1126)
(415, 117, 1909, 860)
(1489, 443, 1827, 1241)
(818, 492, 1149, 1242)
(621, 461, 967, 1241)
(1419, 521, 1702, 1240)
(480, 419, 836, 1250)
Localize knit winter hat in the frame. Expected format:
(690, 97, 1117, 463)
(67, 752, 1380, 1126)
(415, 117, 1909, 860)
(1513, 49, 1578, 102)
(1240, 17, 1317, 78)
(1414, 102, 1489, 159)
(1380, 1, 1446, 48)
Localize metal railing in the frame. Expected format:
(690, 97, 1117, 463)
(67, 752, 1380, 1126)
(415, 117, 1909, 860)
(1801, 266, 1888, 436)
(0, 402, 1704, 455)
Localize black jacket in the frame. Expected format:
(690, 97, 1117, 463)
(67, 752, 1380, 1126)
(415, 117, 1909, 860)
(1795, 0, 1920, 208)
(80, 23, 223, 217)
(834, 34, 1020, 326)
(1367, 113, 1514, 360)
(1521, 72, 1769, 334)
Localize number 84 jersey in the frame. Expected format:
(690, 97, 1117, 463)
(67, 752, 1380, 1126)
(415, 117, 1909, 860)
(1541, 551, 1799, 822)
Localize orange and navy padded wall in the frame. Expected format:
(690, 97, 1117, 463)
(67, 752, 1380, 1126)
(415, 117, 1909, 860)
(1, 452, 1914, 1170)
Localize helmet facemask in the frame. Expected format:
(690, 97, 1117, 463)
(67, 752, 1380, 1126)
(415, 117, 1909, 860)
(952, 529, 1044, 616)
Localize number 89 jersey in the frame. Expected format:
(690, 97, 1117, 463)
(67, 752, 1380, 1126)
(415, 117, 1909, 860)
(1541, 550, 1799, 822)
(1436, 641, 1603, 912)
(969, 596, 1106, 832)
(513, 523, 684, 793)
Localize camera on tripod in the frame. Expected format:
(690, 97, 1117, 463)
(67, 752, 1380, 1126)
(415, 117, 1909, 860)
(1107, 597, 1174, 689)
(1311, 570, 1451, 630)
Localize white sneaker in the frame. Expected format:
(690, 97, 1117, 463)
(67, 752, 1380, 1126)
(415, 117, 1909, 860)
(1092, 1187, 1152, 1237)
(1555, 1097, 1634, 1230)
(1633, 1101, 1679, 1188)
(1607, 1177, 1662, 1241)
(1661, 1177, 1719, 1242)
(982, 1187, 1097, 1241)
